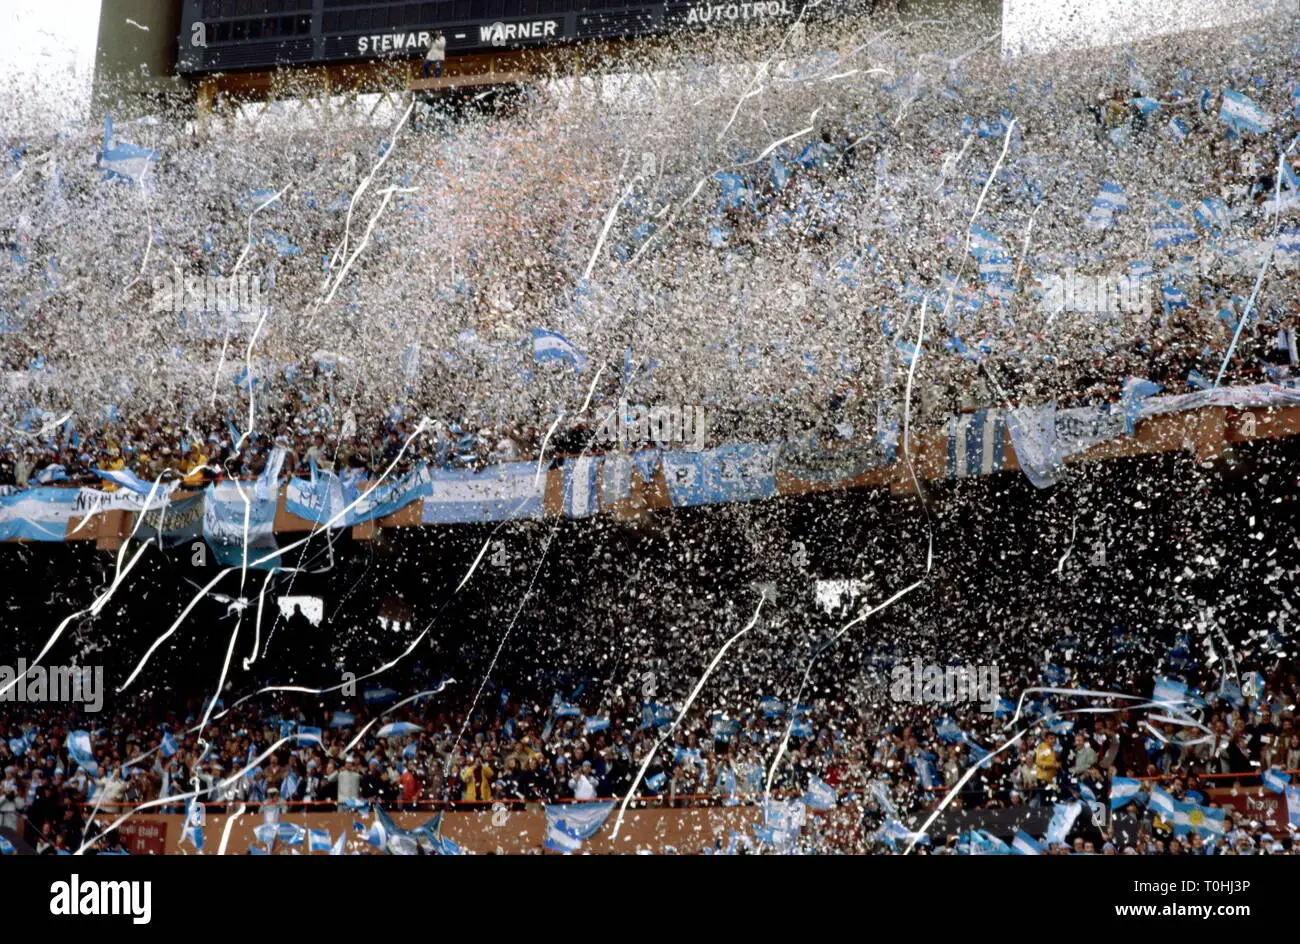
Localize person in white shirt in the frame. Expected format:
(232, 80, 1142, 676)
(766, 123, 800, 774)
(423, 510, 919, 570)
(423, 31, 447, 78)
(571, 760, 599, 800)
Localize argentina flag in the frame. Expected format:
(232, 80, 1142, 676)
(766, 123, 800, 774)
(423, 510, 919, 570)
(1151, 200, 1197, 249)
(1194, 196, 1232, 233)
(308, 829, 332, 853)
(66, 730, 99, 776)
(600, 453, 633, 506)
(100, 115, 158, 184)
(544, 801, 615, 853)
(562, 456, 600, 519)
(1262, 768, 1291, 794)
(1012, 829, 1042, 855)
(804, 776, 837, 811)
(1148, 784, 1177, 818)
(968, 224, 1015, 292)
(1083, 181, 1127, 231)
(1044, 801, 1081, 846)
(376, 721, 422, 738)
(1110, 776, 1141, 809)
(946, 408, 1006, 478)
(531, 328, 586, 371)
(1219, 89, 1273, 135)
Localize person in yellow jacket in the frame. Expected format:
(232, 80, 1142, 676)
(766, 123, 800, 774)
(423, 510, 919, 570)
(460, 757, 495, 803)
(1035, 733, 1059, 784)
(181, 442, 209, 489)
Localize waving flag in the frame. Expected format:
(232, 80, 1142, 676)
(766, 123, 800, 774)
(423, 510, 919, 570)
(160, 731, 179, 759)
(544, 801, 615, 854)
(968, 224, 1015, 293)
(1044, 801, 1081, 846)
(1219, 89, 1273, 135)
(376, 721, 423, 739)
(277, 823, 306, 846)
(66, 730, 99, 776)
(1148, 784, 1177, 819)
(1194, 197, 1232, 233)
(330, 711, 356, 728)
(946, 408, 1006, 479)
(1110, 777, 1141, 809)
(1012, 829, 1042, 855)
(531, 328, 585, 371)
(100, 116, 158, 184)
(308, 829, 332, 853)
(713, 172, 751, 211)
(1262, 768, 1291, 794)
(1151, 200, 1197, 249)
(804, 776, 837, 811)
(1084, 181, 1127, 231)
(1171, 799, 1225, 838)
(94, 468, 167, 496)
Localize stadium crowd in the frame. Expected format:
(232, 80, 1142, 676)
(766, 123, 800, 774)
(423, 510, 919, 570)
(3, 648, 1296, 853)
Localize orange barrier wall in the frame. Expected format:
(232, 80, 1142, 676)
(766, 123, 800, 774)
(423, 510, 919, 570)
(121, 805, 766, 855)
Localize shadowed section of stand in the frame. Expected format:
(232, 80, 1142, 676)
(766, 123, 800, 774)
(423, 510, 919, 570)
(409, 71, 533, 91)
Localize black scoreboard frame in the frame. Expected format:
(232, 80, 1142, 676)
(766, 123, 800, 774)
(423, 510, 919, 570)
(176, 0, 813, 73)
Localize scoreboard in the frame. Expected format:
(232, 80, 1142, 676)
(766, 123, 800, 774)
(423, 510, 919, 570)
(176, 0, 808, 73)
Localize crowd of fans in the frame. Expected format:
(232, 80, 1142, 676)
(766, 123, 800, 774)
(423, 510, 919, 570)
(4, 17, 1300, 493)
(3, 648, 1296, 853)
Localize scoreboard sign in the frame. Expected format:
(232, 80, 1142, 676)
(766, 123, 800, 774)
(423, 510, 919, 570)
(176, 0, 804, 74)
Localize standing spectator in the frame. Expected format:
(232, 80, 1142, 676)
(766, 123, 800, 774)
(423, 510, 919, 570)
(422, 32, 446, 79)
(331, 756, 361, 811)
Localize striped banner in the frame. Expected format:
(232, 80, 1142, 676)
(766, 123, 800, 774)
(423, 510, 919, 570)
(946, 408, 1006, 479)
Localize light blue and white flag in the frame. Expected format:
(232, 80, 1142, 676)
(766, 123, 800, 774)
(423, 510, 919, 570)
(562, 456, 600, 519)
(946, 408, 1006, 478)
(308, 829, 332, 853)
(1148, 784, 1177, 818)
(531, 328, 586, 371)
(330, 711, 356, 728)
(100, 115, 158, 183)
(646, 771, 667, 792)
(584, 716, 610, 734)
(1151, 201, 1197, 249)
(1012, 829, 1042, 855)
(805, 776, 837, 811)
(1262, 768, 1291, 794)
(422, 463, 545, 523)
(544, 800, 615, 853)
(66, 730, 99, 776)
(1084, 181, 1127, 231)
(1219, 89, 1273, 135)
(364, 687, 398, 705)
(285, 471, 349, 526)
(1044, 801, 1081, 846)
(1194, 196, 1232, 232)
(0, 835, 15, 855)
(181, 799, 205, 852)
(204, 482, 280, 571)
(376, 721, 423, 739)
(0, 487, 81, 541)
(277, 823, 306, 846)
(295, 725, 323, 745)
(1287, 784, 1300, 829)
(160, 731, 179, 759)
(1152, 676, 1189, 709)
(1171, 799, 1225, 838)
(1111, 777, 1141, 809)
